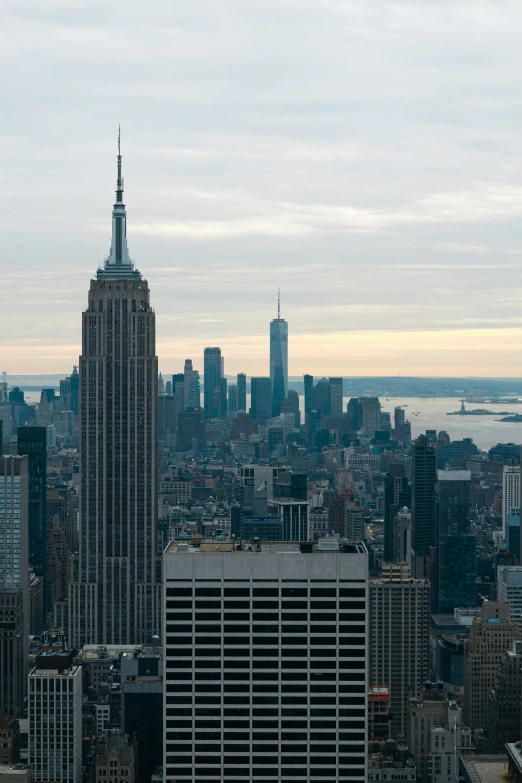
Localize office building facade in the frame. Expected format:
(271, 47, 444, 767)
(411, 435, 437, 579)
(250, 377, 272, 425)
(463, 601, 518, 731)
(163, 541, 368, 783)
(17, 427, 47, 607)
(69, 137, 160, 647)
(359, 398, 381, 439)
(329, 378, 343, 418)
(28, 650, 82, 783)
(370, 564, 430, 738)
(436, 470, 476, 613)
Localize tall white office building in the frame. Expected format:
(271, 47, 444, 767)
(502, 465, 520, 539)
(163, 540, 368, 783)
(28, 649, 82, 783)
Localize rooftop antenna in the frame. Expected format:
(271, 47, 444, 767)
(278, 288, 280, 320)
(116, 124, 123, 203)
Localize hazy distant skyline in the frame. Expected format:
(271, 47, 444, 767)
(3, 1, 522, 376)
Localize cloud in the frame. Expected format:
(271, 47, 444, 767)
(3, 0, 522, 374)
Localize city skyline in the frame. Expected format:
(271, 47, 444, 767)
(4, 2, 522, 376)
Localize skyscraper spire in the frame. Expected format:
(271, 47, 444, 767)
(100, 129, 138, 276)
(278, 288, 280, 320)
(116, 125, 123, 204)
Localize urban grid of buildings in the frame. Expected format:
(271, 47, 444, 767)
(2, 141, 522, 783)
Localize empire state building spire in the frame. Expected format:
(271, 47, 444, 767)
(100, 128, 139, 277)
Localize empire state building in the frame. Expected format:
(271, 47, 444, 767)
(69, 134, 160, 646)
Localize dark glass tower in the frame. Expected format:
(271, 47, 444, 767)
(436, 470, 476, 612)
(383, 464, 411, 563)
(304, 374, 314, 415)
(17, 427, 47, 607)
(250, 377, 271, 425)
(411, 434, 437, 578)
(237, 373, 247, 412)
(203, 347, 222, 419)
(69, 132, 159, 646)
(270, 291, 288, 417)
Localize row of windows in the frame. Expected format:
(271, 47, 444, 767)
(167, 587, 365, 597)
(165, 768, 364, 778)
(167, 614, 366, 622)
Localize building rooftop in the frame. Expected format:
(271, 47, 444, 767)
(166, 540, 367, 555)
(460, 755, 509, 783)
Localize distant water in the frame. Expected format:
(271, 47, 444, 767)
(354, 396, 522, 451)
(23, 392, 521, 451)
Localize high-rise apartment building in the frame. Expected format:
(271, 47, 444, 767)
(329, 377, 343, 418)
(463, 601, 518, 731)
(69, 136, 160, 647)
(270, 293, 288, 418)
(435, 470, 475, 613)
(503, 465, 520, 540)
(369, 563, 430, 738)
(163, 540, 368, 783)
(237, 373, 247, 412)
(250, 377, 272, 425)
(359, 398, 381, 438)
(203, 348, 222, 419)
(411, 435, 437, 579)
(17, 427, 47, 607)
(28, 649, 82, 783)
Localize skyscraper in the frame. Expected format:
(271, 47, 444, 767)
(183, 359, 193, 411)
(237, 372, 246, 412)
(69, 366, 79, 416)
(0, 455, 29, 718)
(270, 291, 288, 417)
(436, 470, 476, 613)
(228, 383, 238, 412)
(250, 376, 271, 425)
(17, 427, 47, 608)
(329, 377, 343, 418)
(370, 563, 430, 738)
(411, 434, 437, 578)
(503, 465, 520, 540)
(304, 374, 314, 416)
(188, 369, 201, 410)
(69, 133, 160, 647)
(163, 540, 368, 783)
(464, 602, 518, 731)
(359, 397, 381, 438)
(29, 650, 82, 783)
(383, 464, 410, 563)
(203, 347, 222, 419)
(346, 398, 362, 433)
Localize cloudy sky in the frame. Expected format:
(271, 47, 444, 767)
(3, 0, 522, 378)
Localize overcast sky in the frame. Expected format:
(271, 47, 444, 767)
(3, 0, 522, 378)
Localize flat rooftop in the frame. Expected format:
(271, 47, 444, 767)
(460, 755, 509, 783)
(165, 540, 367, 555)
